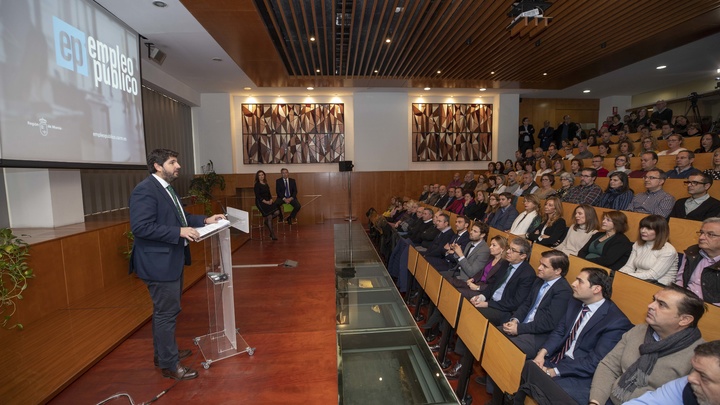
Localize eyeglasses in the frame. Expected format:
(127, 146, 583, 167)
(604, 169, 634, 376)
(683, 181, 708, 186)
(509, 247, 524, 254)
(643, 176, 661, 180)
(697, 231, 720, 239)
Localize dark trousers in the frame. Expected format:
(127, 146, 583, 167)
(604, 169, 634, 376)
(144, 275, 184, 369)
(514, 359, 586, 405)
(509, 333, 549, 359)
(277, 197, 302, 219)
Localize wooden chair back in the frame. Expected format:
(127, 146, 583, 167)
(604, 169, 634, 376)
(424, 264, 444, 306)
(699, 303, 720, 342)
(438, 278, 463, 328)
(611, 271, 660, 325)
(568, 256, 609, 287)
(415, 254, 430, 288)
(408, 246, 420, 276)
(455, 299, 489, 360)
(668, 217, 701, 253)
(529, 244, 551, 273)
(481, 325, 527, 395)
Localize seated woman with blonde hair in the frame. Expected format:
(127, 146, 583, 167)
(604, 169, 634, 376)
(618, 215, 678, 285)
(509, 194, 542, 236)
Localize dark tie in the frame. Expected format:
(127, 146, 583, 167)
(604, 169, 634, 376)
(285, 179, 290, 198)
(552, 305, 590, 363)
(166, 185, 188, 227)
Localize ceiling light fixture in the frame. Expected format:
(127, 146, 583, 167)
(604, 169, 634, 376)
(310, 36, 316, 42)
(583, 89, 591, 93)
(152, 1, 167, 7)
(479, 88, 486, 91)
(243, 87, 252, 91)
(437, 70, 441, 74)
(423, 87, 431, 91)
(307, 87, 314, 90)
(490, 71, 495, 75)
(656, 65, 667, 70)
(374, 69, 379, 73)
(385, 38, 391, 43)
(211, 57, 222, 62)
(316, 69, 320, 73)
(543, 72, 547, 76)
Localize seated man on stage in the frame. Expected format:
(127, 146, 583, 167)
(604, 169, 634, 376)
(513, 268, 633, 405)
(275, 168, 301, 224)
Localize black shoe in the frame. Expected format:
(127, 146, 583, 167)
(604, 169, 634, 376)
(474, 375, 487, 385)
(286, 217, 293, 225)
(161, 363, 198, 380)
(154, 349, 192, 367)
(429, 344, 441, 352)
(443, 363, 462, 379)
(425, 333, 438, 342)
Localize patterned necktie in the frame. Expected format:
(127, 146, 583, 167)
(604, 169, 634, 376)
(166, 185, 188, 227)
(523, 282, 549, 323)
(552, 305, 590, 363)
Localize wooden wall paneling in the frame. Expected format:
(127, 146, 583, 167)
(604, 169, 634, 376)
(61, 232, 103, 305)
(98, 223, 131, 285)
(12, 240, 68, 327)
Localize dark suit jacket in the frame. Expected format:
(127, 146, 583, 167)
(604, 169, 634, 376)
(275, 177, 298, 199)
(512, 277, 573, 335)
(578, 232, 633, 271)
(422, 228, 456, 258)
(129, 175, 206, 282)
(484, 261, 536, 314)
(409, 220, 434, 245)
(489, 206, 519, 231)
(542, 299, 632, 378)
(670, 196, 720, 221)
(434, 194, 450, 208)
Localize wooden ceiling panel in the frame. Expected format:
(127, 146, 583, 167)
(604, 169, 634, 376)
(181, 0, 720, 89)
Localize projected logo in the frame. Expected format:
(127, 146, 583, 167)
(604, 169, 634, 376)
(52, 16, 138, 95)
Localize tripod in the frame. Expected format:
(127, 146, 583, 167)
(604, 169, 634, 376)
(686, 94, 702, 130)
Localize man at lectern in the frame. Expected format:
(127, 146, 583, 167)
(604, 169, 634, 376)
(129, 148, 225, 380)
(275, 167, 301, 224)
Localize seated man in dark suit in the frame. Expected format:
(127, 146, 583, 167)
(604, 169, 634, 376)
(502, 250, 573, 358)
(669, 173, 720, 221)
(513, 268, 633, 405)
(387, 208, 434, 291)
(469, 237, 536, 326)
(488, 192, 519, 232)
(427, 215, 470, 272)
(418, 212, 455, 261)
(275, 168, 301, 224)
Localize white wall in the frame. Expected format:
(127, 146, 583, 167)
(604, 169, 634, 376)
(598, 96, 632, 126)
(141, 61, 201, 106)
(4, 169, 84, 228)
(497, 93, 519, 162)
(354, 92, 408, 171)
(192, 93, 234, 174)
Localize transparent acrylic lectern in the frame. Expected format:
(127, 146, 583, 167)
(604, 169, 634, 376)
(193, 212, 255, 369)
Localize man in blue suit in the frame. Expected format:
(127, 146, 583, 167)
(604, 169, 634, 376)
(275, 168, 301, 224)
(488, 192, 519, 232)
(513, 267, 633, 404)
(130, 149, 225, 380)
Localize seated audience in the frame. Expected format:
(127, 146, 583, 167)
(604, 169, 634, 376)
(658, 122, 675, 141)
(426, 183, 441, 205)
(555, 172, 574, 200)
(629, 151, 659, 178)
(482, 193, 500, 224)
(513, 268, 633, 404)
(630, 169, 676, 217)
(510, 195, 542, 236)
(475, 174, 488, 192)
(608, 154, 631, 176)
(556, 204, 599, 256)
(670, 173, 720, 221)
(469, 237, 536, 326)
(591, 156, 609, 177)
(563, 145, 576, 160)
(487, 161, 497, 175)
(685, 122, 702, 138)
(463, 190, 487, 221)
(551, 158, 565, 176)
(607, 114, 623, 134)
(533, 173, 557, 199)
(494, 174, 507, 194)
(695, 132, 720, 154)
(503, 159, 514, 174)
(658, 134, 688, 156)
(527, 197, 567, 246)
(579, 211, 633, 271)
(575, 141, 594, 159)
(461, 171, 477, 193)
(419, 184, 430, 202)
(432, 185, 450, 208)
(704, 149, 720, 180)
(667, 150, 701, 179)
(505, 171, 521, 195)
(640, 135, 659, 154)
(488, 192, 519, 232)
(674, 115, 689, 135)
(486, 176, 497, 193)
(501, 250, 573, 357)
(455, 234, 508, 298)
(445, 187, 465, 214)
(587, 135, 598, 147)
(562, 168, 603, 205)
(448, 172, 462, 188)
(618, 215, 679, 285)
(534, 156, 552, 182)
(514, 171, 540, 197)
(442, 221, 490, 282)
(617, 140, 635, 157)
(622, 340, 720, 405)
(597, 171, 634, 211)
(428, 215, 471, 272)
(588, 285, 706, 404)
(547, 144, 562, 160)
(597, 143, 612, 159)
(676, 217, 720, 305)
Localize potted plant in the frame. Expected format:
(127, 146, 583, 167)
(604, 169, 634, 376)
(0, 228, 34, 330)
(189, 160, 226, 216)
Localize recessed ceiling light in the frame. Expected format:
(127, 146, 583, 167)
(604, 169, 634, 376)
(211, 57, 222, 62)
(307, 87, 314, 90)
(543, 72, 547, 76)
(479, 88, 486, 91)
(374, 69, 379, 73)
(583, 89, 591, 93)
(656, 65, 667, 70)
(423, 87, 431, 91)
(385, 38, 391, 43)
(395, 7, 403, 13)
(243, 87, 252, 91)
(437, 70, 441, 74)
(490, 71, 495, 75)
(310, 36, 316, 42)
(316, 69, 320, 73)
(152, 1, 167, 7)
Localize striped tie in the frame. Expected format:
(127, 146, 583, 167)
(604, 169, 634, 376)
(552, 305, 589, 363)
(167, 185, 188, 227)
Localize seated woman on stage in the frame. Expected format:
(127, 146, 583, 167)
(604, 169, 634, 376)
(464, 190, 487, 221)
(596, 171, 634, 211)
(556, 204, 599, 256)
(453, 235, 508, 299)
(578, 210, 633, 271)
(446, 187, 465, 214)
(618, 215, 678, 285)
(509, 194, 542, 236)
(527, 197, 567, 246)
(254, 170, 282, 240)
